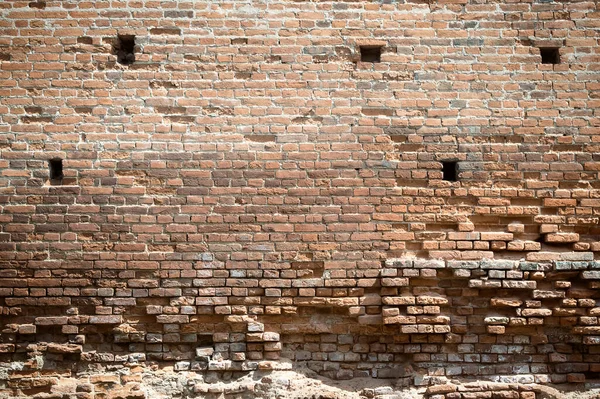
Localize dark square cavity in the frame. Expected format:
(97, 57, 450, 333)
(197, 334, 214, 346)
(116, 35, 135, 65)
(442, 161, 458, 182)
(540, 47, 560, 65)
(49, 158, 63, 182)
(360, 46, 382, 63)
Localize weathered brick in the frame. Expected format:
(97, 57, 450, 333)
(0, 1, 598, 393)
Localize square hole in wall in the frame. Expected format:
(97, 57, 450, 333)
(116, 35, 135, 65)
(48, 158, 63, 183)
(540, 47, 560, 64)
(197, 334, 214, 346)
(442, 161, 458, 182)
(360, 46, 382, 63)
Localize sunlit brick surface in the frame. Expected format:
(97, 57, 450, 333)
(0, 0, 599, 397)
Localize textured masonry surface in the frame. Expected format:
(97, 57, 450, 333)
(0, 0, 600, 397)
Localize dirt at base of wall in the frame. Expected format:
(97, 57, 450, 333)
(1, 362, 600, 399)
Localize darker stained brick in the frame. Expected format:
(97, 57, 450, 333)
(96, 62, 117, 70)
(24, 106, 42, 114)
(77, 37, 93, 45)
(235, 72, 252, 79)
(382, 71, 413, 81)
(69, 151, 98, 159)
(164, 11, 194, 18)
(100, 178, 117, 186)
(165, 115, 196, 123)
(155, 106, 187, 114)
(396, 144, 425, 151)
(361, 108, 394, 116)
(389, 135, 408, 143)
(35, 224, 68, 233)
(245, 135, 276, 143)
(150, 81, 178, 89)
(452, 38, 484, 46)
(149, 28, 182, 35)
(204, 106, 233, 116)
(21, 116, 53, 123)
(396, 178, 428, 187)
(28, 1, 46, 9)
(184, 55, 202, 62)
(292, 113, 323, 123)
(313, 55, 330, 64)
(48, 186, 80, 195)
(75, 107, 93, 114)
(385, 127, 417, 135)
(231, 38, 248, 45)
(291, 261, 324, 278)
(0, 54, 10, 61)
(129, 63, 161, 70)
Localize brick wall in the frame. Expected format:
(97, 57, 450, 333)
(0, 0, 599, 396)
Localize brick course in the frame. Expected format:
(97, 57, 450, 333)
(0, 0, 600, 397)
